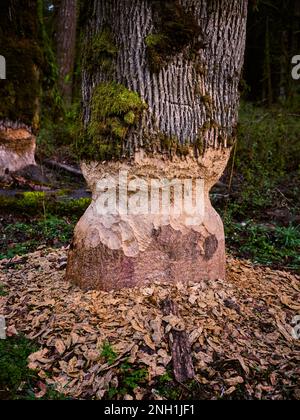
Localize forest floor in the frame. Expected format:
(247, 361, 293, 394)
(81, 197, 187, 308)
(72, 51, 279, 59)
(0, 247, 300, 400)
(0, 102, 299, 399)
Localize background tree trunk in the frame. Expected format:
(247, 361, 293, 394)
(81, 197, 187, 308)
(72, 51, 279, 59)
(66, 0, 248, 291)
(0, 0, 43, 181)
(245, 0, 300, 104)
(56, 0, 77, 105)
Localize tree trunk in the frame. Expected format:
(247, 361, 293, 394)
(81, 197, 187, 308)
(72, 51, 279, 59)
(66, 0, 248, 291)
(56, 0, 77, 105)
(245, 0, 300, 104)
(0, 0, 42, 181)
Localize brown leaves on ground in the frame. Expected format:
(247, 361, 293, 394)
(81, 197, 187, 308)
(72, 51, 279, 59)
(0, 248, 300, 400)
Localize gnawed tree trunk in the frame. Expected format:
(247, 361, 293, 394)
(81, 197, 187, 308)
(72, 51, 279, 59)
(66, 0, 248, 291)
(56, 0, 77, 105)
(0, 0, 42, 182)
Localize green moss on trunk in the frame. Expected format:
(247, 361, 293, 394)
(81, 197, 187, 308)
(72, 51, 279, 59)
(77, 82, 147, 161)
(83, 26, 118, 74)
(158, 133, 190, 157)
(146, 0, 206, 72)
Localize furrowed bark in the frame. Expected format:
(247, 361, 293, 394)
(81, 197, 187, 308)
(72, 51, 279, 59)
(80, 0, 247, 152)
(161, 298, 195, 383)
(56, 0, 77, 105)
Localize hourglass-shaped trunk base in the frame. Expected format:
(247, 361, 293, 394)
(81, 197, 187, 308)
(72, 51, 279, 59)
(66, 205, 225, 292)
(66, 151, 230, 291)
(0, 126, 37, 180)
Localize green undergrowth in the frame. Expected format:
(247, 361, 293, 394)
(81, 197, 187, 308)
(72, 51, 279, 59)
(0, 192, 91, 260)
(0, 192, 91, 218)
(227, 102, 300, 218)
(225, 221, 300, 272)
(100, 341, 118, 366)
(0, 216, 75, 260)
(101, 343, 209, 400)
(216, 101, 300, 272)
(0, 335, 67, 400)
(100, 342, 148, 399)
(37, 101, 81, 162)
(107, 362, 148, 399)
(0, 283, 8, 297)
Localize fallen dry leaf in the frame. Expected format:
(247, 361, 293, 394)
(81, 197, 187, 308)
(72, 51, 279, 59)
(55, 339, 66, 355)
(34, 381, 48, 399)
(0, 247, 299, 400)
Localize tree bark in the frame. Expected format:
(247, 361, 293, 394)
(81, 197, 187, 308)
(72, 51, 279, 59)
(56, 0, 77, 105)
(0, 0, 42, 181)
(66, 0, 248, 291)
(161, 298, 195, 383)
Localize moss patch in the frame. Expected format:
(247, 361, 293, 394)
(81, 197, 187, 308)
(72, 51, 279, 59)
(192, 119, 227, 156)
(84, 26, 118, 74)
(194, 136, 204, 156)
(146, 0, 205, 72)
(78, 82, 147, 161)
(158, 133, 190, 157)
(0, 192, 91, 260)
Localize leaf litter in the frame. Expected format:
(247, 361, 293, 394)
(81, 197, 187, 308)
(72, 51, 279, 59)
(0, 248, 300, 400)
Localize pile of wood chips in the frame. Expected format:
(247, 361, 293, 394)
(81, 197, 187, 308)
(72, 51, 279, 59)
(1, 247, 300, 400)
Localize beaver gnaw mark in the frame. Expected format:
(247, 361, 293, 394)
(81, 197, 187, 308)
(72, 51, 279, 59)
(204, 234, 218, 260)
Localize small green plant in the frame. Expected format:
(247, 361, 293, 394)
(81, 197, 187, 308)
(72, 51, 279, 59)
(106, 361, 148, 398)
(0, 284, 8, 296)
(158, 372, 173, 384)
(156, 374, 207, 400)
(120, 362, 148, 392)
(275, 225, 300, 247)
(156, 369, 179, 399)
(100, 342, 117, 365)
